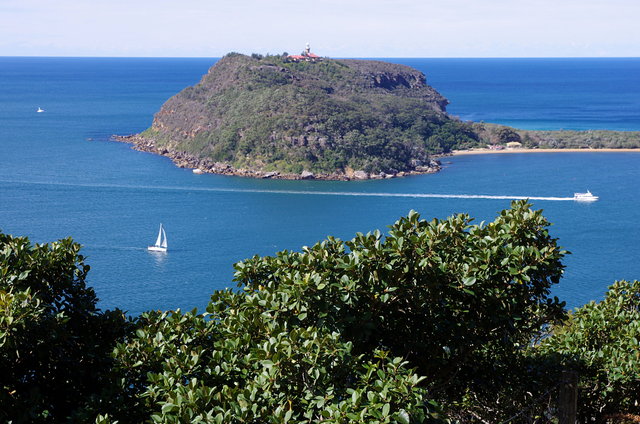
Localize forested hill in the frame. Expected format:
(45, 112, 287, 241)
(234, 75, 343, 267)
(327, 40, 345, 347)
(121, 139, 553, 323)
(131, 53, 480, 179)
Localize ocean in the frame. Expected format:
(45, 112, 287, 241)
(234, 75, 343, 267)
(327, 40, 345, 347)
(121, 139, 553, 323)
(1, 57, 639, 315)
(397, 58, 640, 131)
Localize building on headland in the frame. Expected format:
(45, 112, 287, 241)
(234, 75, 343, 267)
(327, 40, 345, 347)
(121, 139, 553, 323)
(487, 144, 505, 150)
(506, 141, 523, 149)
(287, 43, 323, 62)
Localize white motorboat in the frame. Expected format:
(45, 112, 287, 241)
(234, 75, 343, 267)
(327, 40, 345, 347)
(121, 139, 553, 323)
(573, 190, 598, 202)
(148, 224, 168, 252)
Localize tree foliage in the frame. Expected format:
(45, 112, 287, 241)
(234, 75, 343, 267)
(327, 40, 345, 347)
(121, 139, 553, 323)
(232, 201, 567, 413)
(473, 122, 640, 150)
(0, 233, 129, 423)
(2, 202, 640, 422)
(539, 280, 640, 421)
(101, 308, 442, 423)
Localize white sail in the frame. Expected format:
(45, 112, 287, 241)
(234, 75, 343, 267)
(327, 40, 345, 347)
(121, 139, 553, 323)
(160, 226, 168, 248)
(155, 224, 163, 247)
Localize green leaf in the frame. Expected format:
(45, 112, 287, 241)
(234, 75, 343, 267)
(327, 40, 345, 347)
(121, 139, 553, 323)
(462, 277, 476, 286)
(161, 403, 178, 414)
(382, 403, 390, 417)
(396, 409, 410, 424)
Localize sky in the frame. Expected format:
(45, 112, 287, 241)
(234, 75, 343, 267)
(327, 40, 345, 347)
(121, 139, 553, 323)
(1, 0, 639, 57)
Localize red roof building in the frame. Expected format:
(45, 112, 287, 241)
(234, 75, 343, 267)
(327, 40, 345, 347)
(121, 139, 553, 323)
(287, 43, 322, 62)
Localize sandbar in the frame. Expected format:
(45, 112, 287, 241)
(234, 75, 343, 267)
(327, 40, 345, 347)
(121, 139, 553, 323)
(451, 148, 640, 156)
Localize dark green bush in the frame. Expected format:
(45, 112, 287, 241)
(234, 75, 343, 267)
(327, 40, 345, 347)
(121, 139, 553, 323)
(539, 280, 640, 421)
(232, 201, 567, 418)
(3, 201, 640, 423)
(101, 307, 443, 423)
(0, 233, 129, 423)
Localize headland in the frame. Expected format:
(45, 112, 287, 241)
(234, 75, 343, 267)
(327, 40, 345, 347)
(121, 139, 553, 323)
(113, 50, 640, 180)
(113, 49, 470, 180)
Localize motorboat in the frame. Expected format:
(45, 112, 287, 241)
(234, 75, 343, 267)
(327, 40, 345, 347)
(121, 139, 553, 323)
(573, 190, 598, 202)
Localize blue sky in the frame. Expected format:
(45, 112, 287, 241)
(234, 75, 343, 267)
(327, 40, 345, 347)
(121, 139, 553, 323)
(1, 0, 639, 57)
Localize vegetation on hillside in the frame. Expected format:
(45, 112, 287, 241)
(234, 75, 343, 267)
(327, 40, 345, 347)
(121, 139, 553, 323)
(142, 53, 480, 175)
(2, 202, 640, 422)
(472, 122, 640, 149)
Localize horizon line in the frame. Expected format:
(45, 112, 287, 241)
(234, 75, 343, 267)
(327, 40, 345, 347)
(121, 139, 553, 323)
(2, 55, 640, 60)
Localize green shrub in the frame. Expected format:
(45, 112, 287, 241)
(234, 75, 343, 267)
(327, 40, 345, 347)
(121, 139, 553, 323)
(0, 233, 129, 423)
(233, 201, 567, 413)
(103, 306, 443, 423)
(540, 280, 640, 421)
(6, 202, 640, 423)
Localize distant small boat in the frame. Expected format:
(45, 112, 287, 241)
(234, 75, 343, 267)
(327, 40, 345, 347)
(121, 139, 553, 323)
(148, 224, 168, 252)
(192, 168, 204, 174)
(37, 107, 45, 113)
(574, 190, 598, 202)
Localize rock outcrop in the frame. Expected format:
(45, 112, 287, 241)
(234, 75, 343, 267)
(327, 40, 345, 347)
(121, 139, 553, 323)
(112, 135, 441, 180)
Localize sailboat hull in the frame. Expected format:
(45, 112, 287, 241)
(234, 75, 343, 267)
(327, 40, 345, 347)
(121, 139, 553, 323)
(147, 245, 167, 252)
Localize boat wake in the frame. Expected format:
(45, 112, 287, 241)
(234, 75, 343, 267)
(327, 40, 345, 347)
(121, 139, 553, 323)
(192, 188, 576, 201)
(0, 180, 576, 201)
(243, 190, 576, 201)
(0, 179, 584, 202)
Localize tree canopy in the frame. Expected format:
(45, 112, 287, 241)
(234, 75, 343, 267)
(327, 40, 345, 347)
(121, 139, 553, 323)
(0, 234, 129, 423)
(539, 279, 640, 422)
(1, 201, 639, 423)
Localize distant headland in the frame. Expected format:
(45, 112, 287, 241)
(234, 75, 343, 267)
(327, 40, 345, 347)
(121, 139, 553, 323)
(113, 48, 640, 180)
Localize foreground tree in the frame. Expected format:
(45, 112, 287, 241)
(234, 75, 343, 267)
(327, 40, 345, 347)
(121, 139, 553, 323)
(540, 280, 640, 422)
(0, 234, 129, 423)
(233, 201, 567, 401)
(3, 201, 601, 423)
(101, 308, 443, 423)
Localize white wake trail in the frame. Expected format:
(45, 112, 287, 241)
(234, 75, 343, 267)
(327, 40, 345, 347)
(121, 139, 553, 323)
(0, 179, 577, 201)
(242, 190, 576, 201)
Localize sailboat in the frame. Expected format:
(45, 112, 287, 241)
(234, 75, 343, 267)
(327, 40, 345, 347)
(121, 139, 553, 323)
(148, 224, 168, 252)
(37, 107, 45, 113)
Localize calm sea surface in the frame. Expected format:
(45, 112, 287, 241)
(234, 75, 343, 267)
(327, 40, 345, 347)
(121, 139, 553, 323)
(1, 57, 639, 315)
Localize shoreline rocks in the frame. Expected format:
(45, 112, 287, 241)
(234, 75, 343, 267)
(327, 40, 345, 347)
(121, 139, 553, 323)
(110, 135, 442, 181)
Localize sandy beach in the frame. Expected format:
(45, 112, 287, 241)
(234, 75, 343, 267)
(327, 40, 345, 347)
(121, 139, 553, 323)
(451, 148, 640, 156)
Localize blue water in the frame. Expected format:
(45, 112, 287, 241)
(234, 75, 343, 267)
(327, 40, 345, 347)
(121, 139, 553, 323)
(392, 58, 640, 130)
(1, 57, 639, 315)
